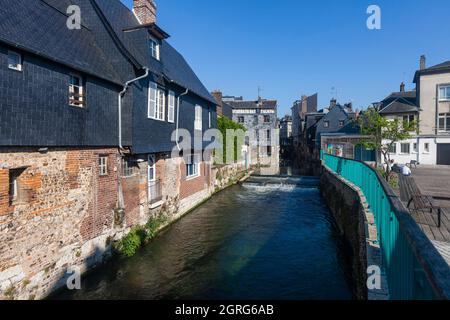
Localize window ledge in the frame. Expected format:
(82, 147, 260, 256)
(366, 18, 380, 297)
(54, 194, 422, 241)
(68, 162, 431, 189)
(150, 200, 164, 209)
(186, 174, 200, 181)
(148, 116, 165, 122)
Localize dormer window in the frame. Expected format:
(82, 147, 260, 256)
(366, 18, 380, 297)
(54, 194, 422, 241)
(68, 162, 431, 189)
(150, 37, 160, 60)
(69, 74, 85, 108)
(8, 51, 22, 71)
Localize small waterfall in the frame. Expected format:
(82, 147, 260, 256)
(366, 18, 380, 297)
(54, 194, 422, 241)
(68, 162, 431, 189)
(242, 175, 320, 191)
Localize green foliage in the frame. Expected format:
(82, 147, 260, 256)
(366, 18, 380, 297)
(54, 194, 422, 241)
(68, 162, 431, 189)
(113, 227, 143, 258)
(216, 116, 246, 164)
(144, 216, 168, 242)
(358, 108, 419, 180)
(113, 216, 168, 258)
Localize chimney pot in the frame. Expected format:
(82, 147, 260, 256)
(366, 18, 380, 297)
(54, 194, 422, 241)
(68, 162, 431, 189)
(211, 90, 223, 116)
(420, 55, 426, 70)
(133, 0, 157, 25)
(330, 98, 337, 108)
(400, 82, 405, 92)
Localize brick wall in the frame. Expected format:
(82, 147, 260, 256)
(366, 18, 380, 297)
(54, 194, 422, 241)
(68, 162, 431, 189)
(0, 147, 124, 300)
(180, 161, 209, 200)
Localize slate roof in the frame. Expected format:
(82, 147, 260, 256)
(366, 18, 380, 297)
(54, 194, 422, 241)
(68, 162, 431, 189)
(383, 90, 416, 101)
(160, 41, 216, 105)
(0, 0, 217, 105)
(0, 0, 122, 84)
(379, 99, 419, 115)
(227, 99, 278, 109)
(378, 90, 418, 114)
(414, 61, 450, 82)
(95, 0, 216, 105)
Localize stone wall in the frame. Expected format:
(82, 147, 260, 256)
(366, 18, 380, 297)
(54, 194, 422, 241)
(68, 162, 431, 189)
(320, 167, 368, 299)
(212, 162, 247, 192)
(0, 147, 126, 300)
(0, 149, 250, 300)
(320, 166, 389, 300)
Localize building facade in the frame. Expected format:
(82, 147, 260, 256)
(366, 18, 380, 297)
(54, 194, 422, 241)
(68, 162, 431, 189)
(382, 56, 450, 165)
(279, 115, 293, 158)
(0, 0, 217, 300)
(227, 97, 280, 166)
(291, 93, 318, 145)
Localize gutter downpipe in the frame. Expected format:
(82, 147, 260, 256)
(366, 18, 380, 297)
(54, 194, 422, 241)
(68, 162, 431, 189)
(176, 88, 189, 151)
(119, 68, 150, 150)
(117, 68, 150, 209)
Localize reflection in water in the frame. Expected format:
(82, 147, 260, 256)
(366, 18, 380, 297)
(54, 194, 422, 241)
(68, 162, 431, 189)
(54, 182, 352, 300)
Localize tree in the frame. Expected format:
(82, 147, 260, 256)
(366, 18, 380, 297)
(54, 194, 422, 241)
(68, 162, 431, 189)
(216, 116, 246, 165)
(357, 108, 418, 180)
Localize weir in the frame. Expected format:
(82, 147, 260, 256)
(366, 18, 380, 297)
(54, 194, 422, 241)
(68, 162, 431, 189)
(242, 175, 320, 189)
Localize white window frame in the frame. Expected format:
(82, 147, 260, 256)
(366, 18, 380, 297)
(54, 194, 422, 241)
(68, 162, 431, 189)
(148, 82, 157, 119)
(148, 155, 156, 182)
(438, 113, 450, 132)
(439, 85, 450, 102)
(400, 143, 411, 154)
(99, 156, 108, 176)
(8, 51, 22, 71)
(69, 74, 85, 107)
(195, 105, 202, 131)
(324, 121, 330, 128)
(148, 83, 165, 121)
(156, 89, 165, 121)
(186, 154, 200, 179)
(150, 37, 160, 61)
(388, 143, 397, 154)
(423, 142, 430, 154)
(208, 110, 212, 128)
(413, 143, 418, 154)
(168, 91, 175, 123)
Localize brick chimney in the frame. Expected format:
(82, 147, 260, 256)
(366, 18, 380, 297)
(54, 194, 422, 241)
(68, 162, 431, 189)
(211, 90, 223, 116)
(420, 55, 426, 70)
(400, 82, 405, 92)
(133, 0, 157, 25)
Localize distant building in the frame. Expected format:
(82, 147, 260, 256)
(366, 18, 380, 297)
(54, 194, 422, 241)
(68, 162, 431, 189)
(291, 93, 318, 145)
(379, 56, 450, 165)
(315, 100, 359, 148)
(279, 115, 293, 158)
(211, 90, 233, 119)
(227, 97, 280, 166)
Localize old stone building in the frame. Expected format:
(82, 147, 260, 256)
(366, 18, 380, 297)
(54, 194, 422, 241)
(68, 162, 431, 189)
(0, 0, 217, 300)
(223, 96, 280, 167)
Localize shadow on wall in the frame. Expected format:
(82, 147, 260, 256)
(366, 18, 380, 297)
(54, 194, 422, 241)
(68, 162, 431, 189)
(44, 245, 108, 300)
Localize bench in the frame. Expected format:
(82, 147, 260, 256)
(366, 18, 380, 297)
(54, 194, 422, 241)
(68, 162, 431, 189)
(400, 175, 442, 228)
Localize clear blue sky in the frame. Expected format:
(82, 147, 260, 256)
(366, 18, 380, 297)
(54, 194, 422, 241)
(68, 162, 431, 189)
(121, 0, 450, 116)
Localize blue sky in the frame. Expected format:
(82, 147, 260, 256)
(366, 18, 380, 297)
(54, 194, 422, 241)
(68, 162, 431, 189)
(121, 0, 450, 116)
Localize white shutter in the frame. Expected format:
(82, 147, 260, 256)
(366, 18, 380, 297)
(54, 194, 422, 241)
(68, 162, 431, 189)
(148, 82, 157, 118)
(195, 105, 202, 131)
(168, 91, 175, 123)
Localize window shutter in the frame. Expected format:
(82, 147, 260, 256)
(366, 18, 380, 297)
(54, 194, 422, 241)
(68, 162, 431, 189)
(148, 82, 157, 118)
(168, 91, 175, 123)
(195, 106, 202, 130)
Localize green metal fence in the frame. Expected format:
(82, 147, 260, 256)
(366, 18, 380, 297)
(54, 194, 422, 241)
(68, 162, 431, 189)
(322, 153, 444, 300)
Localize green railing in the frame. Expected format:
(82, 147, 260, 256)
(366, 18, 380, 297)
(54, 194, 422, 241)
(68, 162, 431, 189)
(322, 153, 450, 300)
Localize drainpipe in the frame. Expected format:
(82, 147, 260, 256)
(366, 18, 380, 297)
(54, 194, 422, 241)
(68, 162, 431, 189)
(176, 88, 189, 151)
(117, 68, 150, 209)
(118, 68, 150, 150)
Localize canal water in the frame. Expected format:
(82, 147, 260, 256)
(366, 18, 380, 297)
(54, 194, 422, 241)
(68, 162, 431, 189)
(55, 176, 352, 300)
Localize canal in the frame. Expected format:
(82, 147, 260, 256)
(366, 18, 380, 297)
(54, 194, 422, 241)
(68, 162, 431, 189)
(55, 176, 352, 300)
